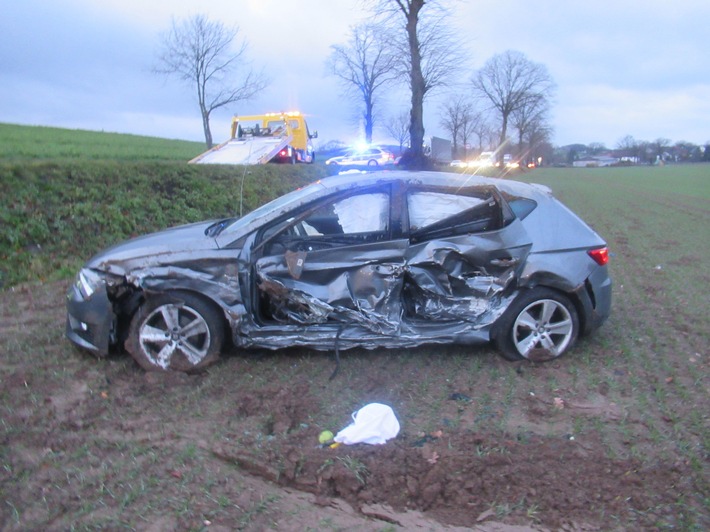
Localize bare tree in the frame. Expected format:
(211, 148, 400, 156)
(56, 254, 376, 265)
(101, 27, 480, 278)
(367, 0, 461, 168)
(154, 14, 269, 148)
(651, 137, 671, 162)
(520, 118, 553, 166)
(384, 110, 410, 154)
(587, 142, 607, 154)
(471, 119, 496, 153)
(471, 50, 555, 154)
(616, 135, 640, 160)
(458, 107, 483, 160)
(327, 23, 397, 144)
(440, 96, 478, 159)
(440, 97, 464, 157)
(510, 93, 551, 160)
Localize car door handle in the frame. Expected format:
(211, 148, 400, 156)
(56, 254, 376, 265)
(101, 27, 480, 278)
(490, 257, 520, 267)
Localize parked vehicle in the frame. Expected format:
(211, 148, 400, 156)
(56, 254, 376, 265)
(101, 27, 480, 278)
(66, 171, 612, 372)
(429, 136, 452, 164)
(325, 147, 394, 166)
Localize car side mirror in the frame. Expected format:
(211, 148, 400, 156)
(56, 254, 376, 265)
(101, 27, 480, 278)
(310, 131, 318, 139)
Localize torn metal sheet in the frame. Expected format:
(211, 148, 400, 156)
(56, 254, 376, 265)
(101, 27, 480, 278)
(255, 235, 520, 337)
(256, 249, 405, 335)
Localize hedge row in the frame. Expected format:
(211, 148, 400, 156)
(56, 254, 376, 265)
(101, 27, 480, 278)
(0, 161, 328, 287)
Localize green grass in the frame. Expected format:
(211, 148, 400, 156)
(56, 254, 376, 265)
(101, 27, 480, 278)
(0, 122, 205, 162)
(0, 161, 328, 287)
(0, 124, 335, 287)
(522, 165, 710, 337)
(522, 163, 710, 477)
(1, 125, 708, 528)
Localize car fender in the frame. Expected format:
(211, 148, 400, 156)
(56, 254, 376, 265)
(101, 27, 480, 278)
(126, 263, 246, 332)
(518, 251, 610, 335)
(519, 250, 597, 292)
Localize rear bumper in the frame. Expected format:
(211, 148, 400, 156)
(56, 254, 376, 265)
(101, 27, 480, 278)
(575, 267, 612, 336)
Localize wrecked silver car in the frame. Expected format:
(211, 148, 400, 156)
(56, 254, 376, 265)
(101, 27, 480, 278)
(66, 171, 611, 372)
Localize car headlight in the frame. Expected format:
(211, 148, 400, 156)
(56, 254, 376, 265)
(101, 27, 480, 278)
(75, 268, 105, 299)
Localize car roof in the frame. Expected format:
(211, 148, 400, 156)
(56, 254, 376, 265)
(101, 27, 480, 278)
(216, 170, 553, 245)
(318, 170, 552, 200)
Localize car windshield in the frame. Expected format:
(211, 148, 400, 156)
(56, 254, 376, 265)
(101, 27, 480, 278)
(217, 180, 326, 236)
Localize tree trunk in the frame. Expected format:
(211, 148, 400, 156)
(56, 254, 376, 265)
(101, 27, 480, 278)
(499, 116, 508, 149)
(406, 3, 426, 169)
(365, 96, 374, 144)
(201, 108, 213, 149)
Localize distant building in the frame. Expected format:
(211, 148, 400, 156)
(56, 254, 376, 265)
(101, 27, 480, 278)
(572, 156, 619, 167)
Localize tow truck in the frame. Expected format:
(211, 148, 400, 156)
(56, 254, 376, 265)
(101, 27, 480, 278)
(190, 111, 317, 165)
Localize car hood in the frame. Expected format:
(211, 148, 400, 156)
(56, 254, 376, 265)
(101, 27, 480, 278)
(86, 220, 221, 274)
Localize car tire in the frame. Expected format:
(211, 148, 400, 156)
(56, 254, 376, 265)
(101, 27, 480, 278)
(125, 291, 224, 372)
(367, 160, 378, 166)
(494, 288, 579, 362)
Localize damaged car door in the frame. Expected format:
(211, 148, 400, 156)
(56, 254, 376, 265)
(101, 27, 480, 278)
(402, 186, 533, 329)
(251, 187, 409, 340)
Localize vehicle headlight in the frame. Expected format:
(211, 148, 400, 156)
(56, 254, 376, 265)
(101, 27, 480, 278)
(75, 268, 105, 299)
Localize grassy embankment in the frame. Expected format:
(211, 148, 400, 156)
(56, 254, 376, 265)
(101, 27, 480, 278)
(0, 123, 328, 287)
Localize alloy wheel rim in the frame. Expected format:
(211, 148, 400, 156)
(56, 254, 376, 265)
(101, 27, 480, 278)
(138, 303, 211, 369)
(512, 299, 573, 359)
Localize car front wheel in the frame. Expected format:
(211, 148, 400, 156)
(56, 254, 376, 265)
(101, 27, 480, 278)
(125, 292, 224, 372)
(494, 288, 579, 362)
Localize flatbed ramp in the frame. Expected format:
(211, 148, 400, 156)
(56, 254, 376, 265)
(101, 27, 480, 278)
(189, 134, 291, 165)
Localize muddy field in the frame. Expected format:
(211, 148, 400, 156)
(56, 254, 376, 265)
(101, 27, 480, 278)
(0, 270, 707, 531)
(2, 167, 709, 530)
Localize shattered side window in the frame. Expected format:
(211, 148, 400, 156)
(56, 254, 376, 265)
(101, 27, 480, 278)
(408, 192, 486, 229)
(407, 189, 502, 239)
(293, 192, 389, 236)
(333, 193, 388, 233)
(259, 191, 390, 255)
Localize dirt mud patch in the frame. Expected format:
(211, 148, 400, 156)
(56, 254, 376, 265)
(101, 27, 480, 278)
(1, 281, 708, 530)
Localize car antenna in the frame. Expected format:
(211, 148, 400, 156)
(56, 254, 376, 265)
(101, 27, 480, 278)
(238, 135, 256, 217)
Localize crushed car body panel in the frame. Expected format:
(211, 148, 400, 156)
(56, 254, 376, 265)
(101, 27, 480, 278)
(66, 170, 611, 358)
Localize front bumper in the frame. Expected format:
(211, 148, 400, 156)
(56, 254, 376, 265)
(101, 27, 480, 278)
(65, 280, 115, 356)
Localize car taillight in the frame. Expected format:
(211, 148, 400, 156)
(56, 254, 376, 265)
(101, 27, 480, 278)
(588, 247, 609, 266)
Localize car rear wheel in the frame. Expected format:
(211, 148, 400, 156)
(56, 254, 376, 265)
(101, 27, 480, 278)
(125, 292, 224, 372)
(367, 160, 378, 166)
(494, 288, 578, 362)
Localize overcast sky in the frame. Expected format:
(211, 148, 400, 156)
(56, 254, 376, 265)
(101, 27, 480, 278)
(1, 0, 708, 149)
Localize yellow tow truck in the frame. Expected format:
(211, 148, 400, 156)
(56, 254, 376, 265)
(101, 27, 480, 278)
(189, 111, 317, 165)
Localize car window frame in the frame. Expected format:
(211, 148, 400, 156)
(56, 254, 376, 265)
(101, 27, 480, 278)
(254, 185, 394, 255)
(405, 184, 512, 243)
